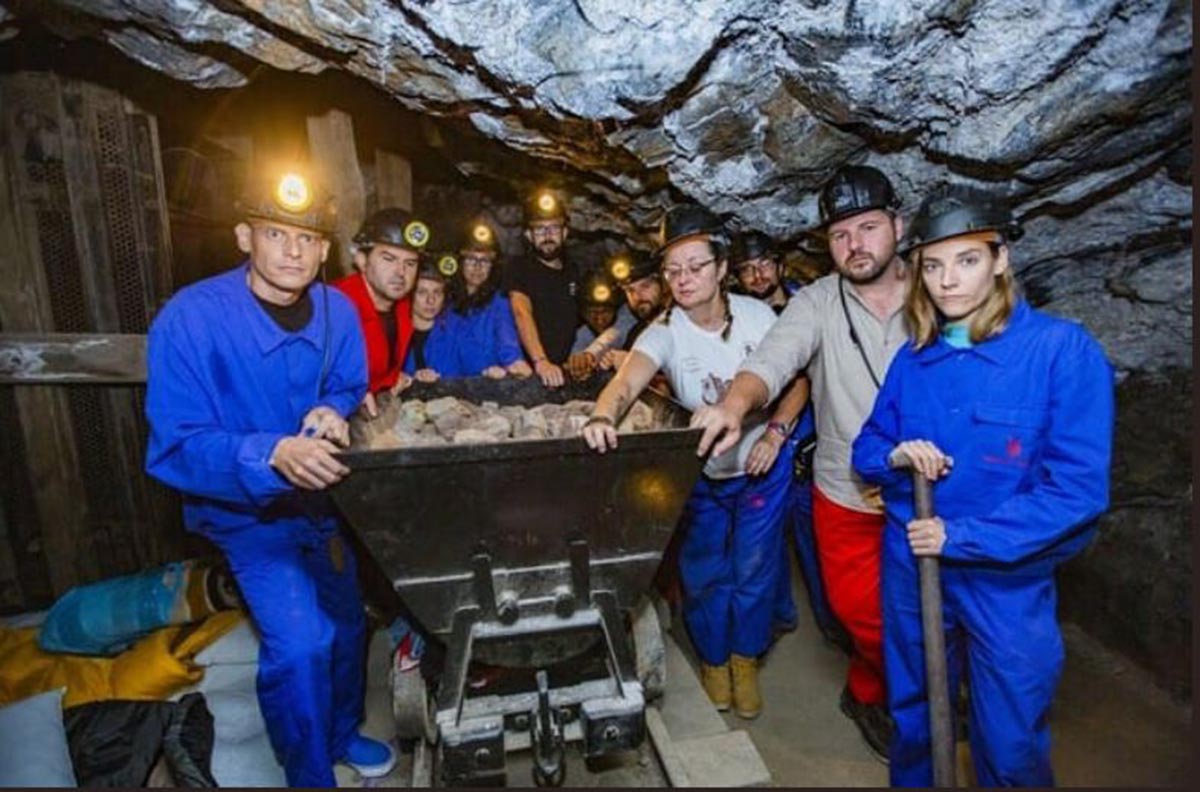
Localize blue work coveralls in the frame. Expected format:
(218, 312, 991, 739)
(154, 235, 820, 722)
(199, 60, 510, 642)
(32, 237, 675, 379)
(403, 312, 464, 376)
(452, 292, 525, 374)
(145, 265, 369, 788)
(680, 443, 793, 666)
(771, 407, 840, 637)
(851, 300, 1114, 787)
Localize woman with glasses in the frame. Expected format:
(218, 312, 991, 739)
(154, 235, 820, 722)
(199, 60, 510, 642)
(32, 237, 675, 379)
(443, 220, 533, 379)
(582, 204, 800, 720)
(851, 186, 1113, 785)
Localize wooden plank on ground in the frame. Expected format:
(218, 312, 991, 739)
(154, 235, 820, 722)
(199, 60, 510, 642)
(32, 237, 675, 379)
(375, 148, 412, 212)
(0, 333, 146, 384)
(306, 109, 365, 278)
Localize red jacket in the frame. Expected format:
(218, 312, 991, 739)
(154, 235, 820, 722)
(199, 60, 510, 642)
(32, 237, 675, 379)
(332, 272, 413, 393)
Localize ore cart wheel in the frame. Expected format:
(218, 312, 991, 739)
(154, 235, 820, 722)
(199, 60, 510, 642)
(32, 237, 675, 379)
(392, 665, 437, 744)
(632, 596, 667, 701)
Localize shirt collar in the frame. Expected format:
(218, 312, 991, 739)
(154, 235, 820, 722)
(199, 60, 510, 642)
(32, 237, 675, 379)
(916, 299, 1031, 365)
(234, 262, 327, 354)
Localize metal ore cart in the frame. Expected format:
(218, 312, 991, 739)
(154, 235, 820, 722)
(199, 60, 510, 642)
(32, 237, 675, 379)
(331, 376, 703, 786)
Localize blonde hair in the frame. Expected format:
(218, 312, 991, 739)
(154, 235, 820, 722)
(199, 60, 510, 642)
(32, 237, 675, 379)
(905, 242, 1018, 349)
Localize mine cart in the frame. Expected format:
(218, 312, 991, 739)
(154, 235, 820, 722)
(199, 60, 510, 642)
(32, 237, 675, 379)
(330, 376, 703, 786)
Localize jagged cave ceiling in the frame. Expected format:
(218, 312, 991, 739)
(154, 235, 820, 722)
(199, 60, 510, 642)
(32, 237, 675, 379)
(0, 0, 1192, 372)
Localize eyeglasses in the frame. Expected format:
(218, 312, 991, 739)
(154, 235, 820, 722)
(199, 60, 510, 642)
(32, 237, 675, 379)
(530, 223, 564, 237)
(662, 258, 715, 282)
(461, 255, 493, 268)
(735, 259, 776, 277)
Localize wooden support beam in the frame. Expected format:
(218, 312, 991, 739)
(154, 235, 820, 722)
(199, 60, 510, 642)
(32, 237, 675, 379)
(0, 333, 147, 384)
(306, 109, 365, 278)
(375, 148, 412, 212)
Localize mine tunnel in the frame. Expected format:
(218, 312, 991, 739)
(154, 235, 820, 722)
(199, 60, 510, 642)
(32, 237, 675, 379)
(0, 1, 1191, 788)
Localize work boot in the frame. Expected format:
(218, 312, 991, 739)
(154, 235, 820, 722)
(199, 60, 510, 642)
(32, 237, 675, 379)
(699, 662, 731, 711)
(730, 654, 762, 719)
(840, 686, 892, 764)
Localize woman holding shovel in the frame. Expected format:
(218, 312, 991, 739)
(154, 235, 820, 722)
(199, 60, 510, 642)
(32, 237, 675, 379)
(851, 185, 1114, 786)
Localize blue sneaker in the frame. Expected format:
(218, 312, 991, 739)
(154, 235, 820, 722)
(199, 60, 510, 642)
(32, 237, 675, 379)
(340, 734, 397, 778)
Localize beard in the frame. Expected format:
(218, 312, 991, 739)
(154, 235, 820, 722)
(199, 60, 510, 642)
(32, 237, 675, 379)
(535, 238, 563, 261)
(838, 251, 890, 285)
(630, 299, 658, 319)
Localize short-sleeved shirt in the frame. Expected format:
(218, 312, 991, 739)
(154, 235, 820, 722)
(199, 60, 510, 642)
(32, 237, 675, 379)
(634, 294, 778, 479)
(739, 272, 908, 512)
(505, 255, 580, 364)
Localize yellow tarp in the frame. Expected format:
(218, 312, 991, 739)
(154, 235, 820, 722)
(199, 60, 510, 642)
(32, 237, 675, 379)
(0, 610, 245, 708)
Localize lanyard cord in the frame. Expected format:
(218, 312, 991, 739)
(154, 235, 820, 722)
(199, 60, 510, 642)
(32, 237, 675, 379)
(838, 275, 882, 390)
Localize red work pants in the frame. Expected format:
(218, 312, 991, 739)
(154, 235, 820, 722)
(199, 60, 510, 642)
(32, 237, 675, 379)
(813, 485, 886, 705)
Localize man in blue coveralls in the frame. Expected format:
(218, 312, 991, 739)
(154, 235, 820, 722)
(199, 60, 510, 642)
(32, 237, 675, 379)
(145, 168, 395, 786)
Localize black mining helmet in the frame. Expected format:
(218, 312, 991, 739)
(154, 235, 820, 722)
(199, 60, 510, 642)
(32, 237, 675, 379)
(729, 231, 777, 266)
(902, 184, 1024, 255)
(353, 208, 432, 253)
(577, 270, 621, 308)
(460, 218, 501, 255)
(607, 249, 657, 285)
(523, 189, 568, 225)
(237, 169, 337, 234)
(817, 164, 899, 228)
(656, 204, 727, 257)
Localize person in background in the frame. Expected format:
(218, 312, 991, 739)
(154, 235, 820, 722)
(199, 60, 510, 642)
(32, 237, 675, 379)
(145, 168, 394, 786)
(507, 189, 580, 388)
(565, 269, 636, 381)
(730, 232, 851, 653)
(402, 255, 461, 383)
(447, 218, 532, 379)
(691, 165, 909, 761)
(600, 249, 667, 371)
(852, 185, 1113, 786)
(730, 230, 799, 311)
(333, 208, 430, 414)
(582, 204, 802, 721)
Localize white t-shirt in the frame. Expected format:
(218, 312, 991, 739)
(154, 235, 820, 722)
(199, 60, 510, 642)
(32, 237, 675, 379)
(633, 294, 778, 478)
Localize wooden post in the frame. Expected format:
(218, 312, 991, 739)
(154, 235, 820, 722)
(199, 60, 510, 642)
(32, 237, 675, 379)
(306, 109, 365, 277)
(0, 74, 93, 592)
(375, 148, 412, 212)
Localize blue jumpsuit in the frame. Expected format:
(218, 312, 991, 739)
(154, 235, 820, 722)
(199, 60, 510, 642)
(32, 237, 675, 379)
(771, 408, 840, 637)
(403, 312, 465, 376)
(452, 292, 525, 374)
(145, 265, 369, 788)
(680, 444, 793, 665)
(851, 300, 1114, 786)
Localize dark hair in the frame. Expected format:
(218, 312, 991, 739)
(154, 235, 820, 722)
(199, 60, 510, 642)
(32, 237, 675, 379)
(449, 252, 503, 315)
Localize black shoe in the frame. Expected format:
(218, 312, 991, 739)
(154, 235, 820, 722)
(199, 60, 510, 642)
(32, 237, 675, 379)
(840, 686, 892, 765)
(820, 622, 855, 656)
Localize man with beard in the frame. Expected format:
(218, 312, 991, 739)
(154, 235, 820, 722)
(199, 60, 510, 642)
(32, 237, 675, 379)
(333, 208, 430, 413)
(507, 189, 580, 388)
(600, 249, 667, 370)
(730, 231, 799, 312)
(691, 165, 908, 763)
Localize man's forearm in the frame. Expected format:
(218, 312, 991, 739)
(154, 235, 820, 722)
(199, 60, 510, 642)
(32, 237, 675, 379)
(722, 371, 770, 418)
(510, 297, 548, 361)
(769, 376, 809, 427)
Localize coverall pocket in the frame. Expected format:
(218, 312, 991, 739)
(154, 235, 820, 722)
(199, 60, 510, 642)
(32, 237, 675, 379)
(971, 404, 1046, 478)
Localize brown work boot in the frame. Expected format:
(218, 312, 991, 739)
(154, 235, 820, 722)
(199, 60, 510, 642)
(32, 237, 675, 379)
(699, 662, 731, 711)
(730, 654, 762, 719)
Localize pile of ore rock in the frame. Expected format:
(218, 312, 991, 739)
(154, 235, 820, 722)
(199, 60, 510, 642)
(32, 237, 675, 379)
(362, 396, 659, 450)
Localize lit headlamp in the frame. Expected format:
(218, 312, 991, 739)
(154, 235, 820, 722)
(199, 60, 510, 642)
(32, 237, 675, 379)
(274, 173, 313, 212)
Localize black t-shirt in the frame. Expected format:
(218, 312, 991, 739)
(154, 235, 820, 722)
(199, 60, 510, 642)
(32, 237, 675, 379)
(254, 290, 313, 333)
(409, 328, 429, 370)
(379, 310, 398, 370)
(504, 255, 580, 364)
